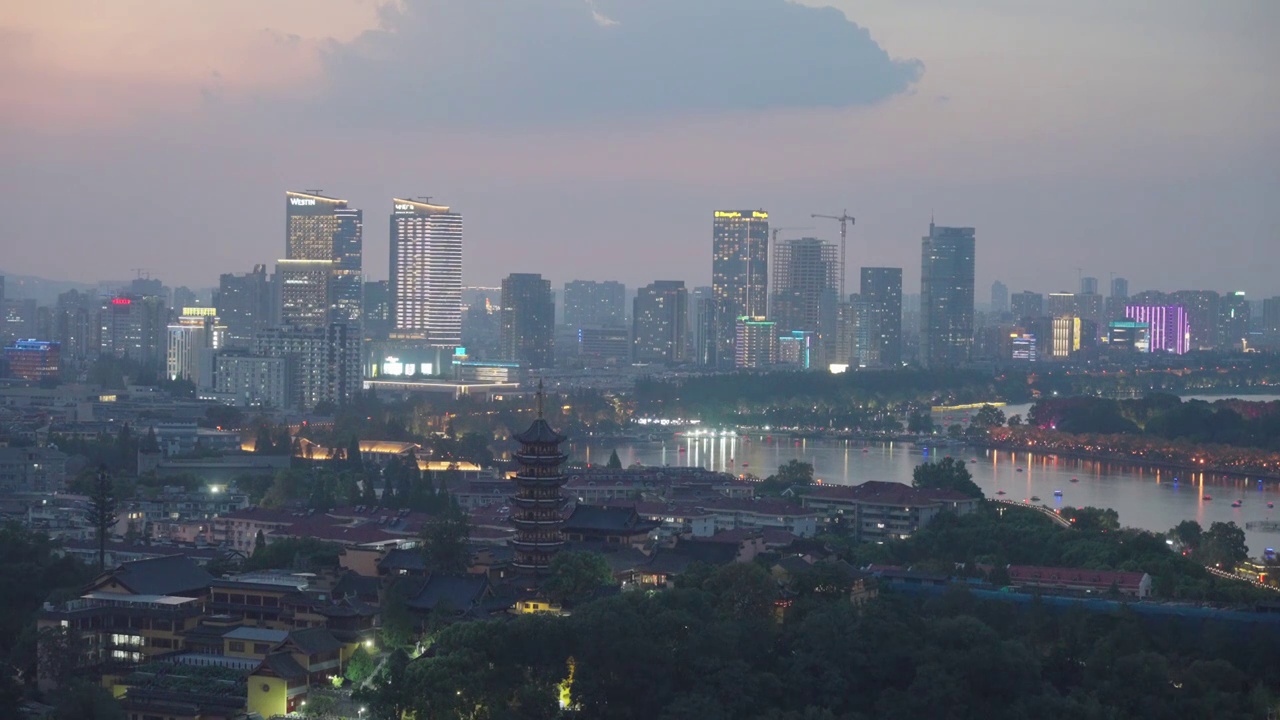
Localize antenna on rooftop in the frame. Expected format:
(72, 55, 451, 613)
(535, 378, 545, 419)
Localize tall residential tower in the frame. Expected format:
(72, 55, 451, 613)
(389, 198, 463, 346)
(919, 222, 976, 368)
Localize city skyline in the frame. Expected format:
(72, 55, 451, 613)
(1, 1, 1276, 296)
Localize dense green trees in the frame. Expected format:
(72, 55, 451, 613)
(420, 502, 472, 574)
(1026, 396, 1280, 451)
(760, 460, 815, 494)
(912, 457, 983, 498)
(543, 551, 615, 606)
(354, 559, 1280, 720)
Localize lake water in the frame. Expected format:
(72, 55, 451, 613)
(569, 397, 1280, 559)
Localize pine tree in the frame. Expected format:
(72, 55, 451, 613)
(88, 466, 118, 572)
(607, 449, 623, 469)
(253, 529, 267, 556)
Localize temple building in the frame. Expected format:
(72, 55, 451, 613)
(510, 386, 568, 573)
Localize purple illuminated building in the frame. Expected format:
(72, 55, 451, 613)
(1124, 305, 1189, 354)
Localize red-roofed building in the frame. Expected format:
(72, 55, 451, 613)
(213, 507, 305, 553)
(798, 481, 981, 542)
(1006, 565, 1152, 598)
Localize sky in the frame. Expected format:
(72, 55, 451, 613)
(1, 0, 1278, 299)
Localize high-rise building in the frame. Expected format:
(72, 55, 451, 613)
(1110, 277, 1129, 299)
(1220, 291, 1250, 350)
(563, 281, 626, 329)
(331, 206, 364, 324)
(1170, 290, 1219, 350)
(632, 281, 688, 365)
(713, 210, 769, 368)
(389, 198, 462, 346)
(500, 274, 555, 369)
(363, 280, 392, 341)
(690, 286, 713, 365)
(1051, 316, 1082, 359)
(1125, 305, 1189, 354)
(1076, 293, 1104, 342)
(253, 323, 361, 410)
(990, 281, 1009, 314)
(284, 190, 362, 327)
(919, 222, 976, 368)
(166, 308, 225, 383)
(695, 297, 719, 368)
(1011, 291, 1045, 320)
(735, 316, 777, 369)
(215, 266, 272, 347)
(206, 351, 288, 409)
(275, 259, 334, 327)
(1106, 321, 1150, 352)
(859, 268, 903, 367)
(1080, 277, 1099, 295)
(1263, 297, 1280, 345)
(771, 238, 838, 337)
(54, 289, 96, 368)
(1107, 277, 1130, 321)
(1048, 292, 1077, 317)
(99, 295, 166, 367)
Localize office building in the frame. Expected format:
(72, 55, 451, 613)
(778, 330, 816, 369)
(54, 289, 97, 368)
(1106, 321, 1150, 352)
(1264, 297, 1280, 345)
(771, 238, 838, 339)
(1008, 331, 1038, 362)
(253, 323, 361, 411)
(1011, 291, 1044, 320)
(860, 267, 903, 366)
(632, 281, 688, 364)
(919, 222, 976, 368)
(1076, 293, 1104, 341)
(208, 351, 288, 409)
(4, 340, 61, 382)
(1048, 292, 1077, 318)
(284, 190, 362, 327)
(577, 328, 631, 367)
(99, 295, 166, 367)
(1107, 277, 1130, 321)
(563, 281, 626, 329)
(991, 281, 1009, 314)
(275, 259, 334, 327)
(1051, 316, 1082, 359)
(712, 210, 770, 368)
(215, 266, 272, 346)
(735, 316, 777, 368)
(1220, 291, 1250, 350)
(695, 297, 719, 368)
(690, 286, 713, 364)
(1170, 290, 1219, 350)
(500, 274, 555, 369)
(389, 198, 462, 346)
(1125, 305, 1189, 355)
(1080, 277, 1099, 295)
(331, 206, 364, 324)
(363, 280, 391, 341)
(166, 308, 225, 383)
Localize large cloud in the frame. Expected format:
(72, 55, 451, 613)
(308, 0, 922, 127)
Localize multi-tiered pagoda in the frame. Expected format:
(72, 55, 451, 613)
(510, 391, 568, 574)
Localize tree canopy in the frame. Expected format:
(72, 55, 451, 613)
(912, 457, 983, 498)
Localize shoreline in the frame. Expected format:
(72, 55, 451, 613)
(976, 440, 1280, 483)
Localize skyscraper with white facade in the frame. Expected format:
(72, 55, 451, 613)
(389, 198, 463, 346)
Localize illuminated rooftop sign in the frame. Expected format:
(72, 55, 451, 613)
(714, 210, 768, 220)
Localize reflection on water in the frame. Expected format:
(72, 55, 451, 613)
(569, 435, 1280, 557)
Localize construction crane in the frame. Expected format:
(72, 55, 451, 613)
(812, 210, 855, 298)
(770, 226, 814, 245)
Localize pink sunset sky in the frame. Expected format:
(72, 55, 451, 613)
(1, 0, 1277, 297)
